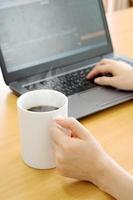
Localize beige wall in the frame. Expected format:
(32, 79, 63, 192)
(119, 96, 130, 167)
(103, 0, 131, 12)
(112, 0, 129, 11)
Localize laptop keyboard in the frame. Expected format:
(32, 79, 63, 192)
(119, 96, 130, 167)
(24, 66, 96, 96)
(23, 57, 133, 96)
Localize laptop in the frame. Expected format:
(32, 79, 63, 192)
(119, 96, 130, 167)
(0, 0, 133, 119)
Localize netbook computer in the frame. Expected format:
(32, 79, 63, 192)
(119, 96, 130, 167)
(0, 0, 133, 119)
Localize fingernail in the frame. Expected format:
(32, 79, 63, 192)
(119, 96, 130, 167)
(94, 78, 100, 83)
(86, 74, 90, 79)
(54, 116, 65, 122)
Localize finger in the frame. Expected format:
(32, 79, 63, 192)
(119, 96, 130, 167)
(87, 68, 101, 79)
(55, 117, 89, 140)
(50, 123, 69, 147)
(96, 59, 109, 66)
(94, 76, 116, 87)
(52, 145, 64, 168)
(87, 58, 118, 79)
(87, 64, 114, 79)
(52, 143, 59, 157)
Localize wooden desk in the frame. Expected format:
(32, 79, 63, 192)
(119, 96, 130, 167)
(0, 8, 133, 200)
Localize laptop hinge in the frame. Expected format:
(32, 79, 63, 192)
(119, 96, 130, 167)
(9, 81, 28, 96)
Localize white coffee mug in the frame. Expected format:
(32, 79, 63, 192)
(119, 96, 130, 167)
(17, 90, 68, 169)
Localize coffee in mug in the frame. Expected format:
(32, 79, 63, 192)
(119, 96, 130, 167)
(27, 105, 59, 112)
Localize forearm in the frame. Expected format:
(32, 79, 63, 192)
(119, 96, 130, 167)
(97, 156, 133, 200)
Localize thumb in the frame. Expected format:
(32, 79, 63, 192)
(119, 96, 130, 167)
(55, 117, 89, 140)
(50, 122, 69, 147)
(94, 76, 115, 87)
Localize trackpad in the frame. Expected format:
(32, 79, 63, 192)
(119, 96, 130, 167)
(68, 87, 132, 118)
(80, 87, 132, 106)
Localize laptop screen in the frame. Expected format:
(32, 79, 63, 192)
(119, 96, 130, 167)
(0, 0, 109, 73)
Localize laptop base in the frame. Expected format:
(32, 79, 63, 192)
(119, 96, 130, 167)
(68, 86, 133, 118)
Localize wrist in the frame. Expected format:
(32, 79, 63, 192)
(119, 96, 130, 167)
(94, 155, 133, 200)
(92, 153, 112, 188)
(95, 155, 116, 192)
(85, 151, 112, 187)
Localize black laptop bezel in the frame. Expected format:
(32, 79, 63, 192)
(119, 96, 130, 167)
(0, 0, 113, 85)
